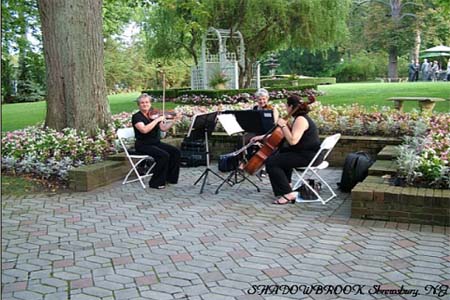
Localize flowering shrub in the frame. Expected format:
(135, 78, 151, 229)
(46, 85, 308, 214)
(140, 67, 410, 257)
(171, 102, 424, 137)
(156, 88, 324, 105)
(2, 126, 117, 181)
(396, 114, 449, 188)
(2, 101, 448, 189)
(308, 103, 424, 137)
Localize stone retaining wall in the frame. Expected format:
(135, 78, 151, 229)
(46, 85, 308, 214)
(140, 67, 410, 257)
(68, 135, 401, 192)
(352, 176, 450, 226)
(205, 134, 401, 166)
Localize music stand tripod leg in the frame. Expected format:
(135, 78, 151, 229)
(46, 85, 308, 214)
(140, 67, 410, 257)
(239, 170, 260, 192)
(194, 165, 226, 194)
(193, 128, 226, 194)
(214, 170, 238, 194)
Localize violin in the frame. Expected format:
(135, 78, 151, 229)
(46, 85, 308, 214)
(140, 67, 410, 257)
(147, 108, 182, 122)
(255, 104, 273, 110)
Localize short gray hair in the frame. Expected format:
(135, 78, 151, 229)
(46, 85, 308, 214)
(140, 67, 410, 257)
(255, 88, 269, 98)
(136, 93, 151, 104)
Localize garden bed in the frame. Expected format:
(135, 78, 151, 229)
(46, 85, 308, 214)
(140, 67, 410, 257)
(3, 102, 447, 194)
(352, 176, 450, 226)
(351, 145, 450, 226)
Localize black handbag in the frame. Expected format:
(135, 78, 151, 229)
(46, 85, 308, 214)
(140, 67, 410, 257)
(136, 157, 154, 175)
(297, 179, 322, 200)
(218, 153, 239, 172)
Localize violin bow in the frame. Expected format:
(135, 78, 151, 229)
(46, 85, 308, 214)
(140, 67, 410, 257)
(162, 69, 166, 118)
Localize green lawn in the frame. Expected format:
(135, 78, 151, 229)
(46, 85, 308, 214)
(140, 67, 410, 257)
(1, 92, 179, 132)
(318, 82, 450, 112)
(2, 175, 51, 196)
(2, 82, 449, 132)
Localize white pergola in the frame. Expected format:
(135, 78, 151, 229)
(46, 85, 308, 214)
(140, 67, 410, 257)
(191, 27, 252, 90)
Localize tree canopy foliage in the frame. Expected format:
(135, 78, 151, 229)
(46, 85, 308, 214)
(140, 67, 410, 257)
(348, 0, 450, 78)
(2, 0, 450, 107)
(144, 0, 351, 87)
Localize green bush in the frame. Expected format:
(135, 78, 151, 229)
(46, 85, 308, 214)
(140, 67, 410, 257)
(10, 80, 45, 103)
(332, 51, 388, 82)
(142, 88, 190, 99)
(261, 77, 335, 87)
(297, 77, 336, 85)
(142, 85, 317, 100)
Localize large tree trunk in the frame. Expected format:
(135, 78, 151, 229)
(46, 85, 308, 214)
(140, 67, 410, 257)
(388, 47, 398, 79)
(388, 0, 401, 79)
(413, 28, 421, 62)
(38, 0, 110, 135)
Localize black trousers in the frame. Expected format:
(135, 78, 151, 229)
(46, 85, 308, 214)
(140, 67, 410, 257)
(265, 149, 315, 196)
(135, 142, 181, 188)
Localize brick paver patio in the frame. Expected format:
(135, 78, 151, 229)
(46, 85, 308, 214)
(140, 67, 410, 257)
(2, 167, 449, 300)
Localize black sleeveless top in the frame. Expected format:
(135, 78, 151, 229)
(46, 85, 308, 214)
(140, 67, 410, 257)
(288, 114, 320, 153)
(132, 111, 161, 146)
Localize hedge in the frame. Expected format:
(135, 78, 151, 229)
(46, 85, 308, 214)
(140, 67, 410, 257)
(142, 84, 317, 99)
(261, 77, 336, 87)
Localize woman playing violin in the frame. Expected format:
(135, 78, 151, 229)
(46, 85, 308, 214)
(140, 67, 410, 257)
(250, 94, 320, 204)
(253, 88, 279, 122)
(132, 93, 181, 189)
(243, 88, 279, 173)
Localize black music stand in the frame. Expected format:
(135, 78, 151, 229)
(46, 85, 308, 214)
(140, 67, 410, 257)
(190, 112, 226, 194)
(214, 111, 270, 194)
(222, 110, 274, 135)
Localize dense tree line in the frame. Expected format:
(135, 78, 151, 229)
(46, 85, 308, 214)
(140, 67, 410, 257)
(1, 0, 449, 133)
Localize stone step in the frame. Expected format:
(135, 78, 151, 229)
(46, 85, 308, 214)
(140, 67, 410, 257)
(107, 153, 127, 161)
(377, 145, 398, 160)
(362, 175, 386, 184)
(369, 160, 397, 176)
(69, 160, 129, 192)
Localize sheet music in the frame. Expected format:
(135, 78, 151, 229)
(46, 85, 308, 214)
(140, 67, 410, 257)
(187, 113, 202, 138)
(187, 112, 217, 137)
(217, 114, 244, 136)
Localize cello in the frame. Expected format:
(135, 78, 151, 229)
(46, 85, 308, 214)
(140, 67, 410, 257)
(243, 105, 300, 175)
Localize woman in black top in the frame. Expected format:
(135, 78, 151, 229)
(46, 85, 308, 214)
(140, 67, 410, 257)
(251, 94, 320, 204)
(132, 93, 181, 189)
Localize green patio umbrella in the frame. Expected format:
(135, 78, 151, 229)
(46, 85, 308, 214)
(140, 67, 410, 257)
(420, 45, 450, 59)
(423, 45, 450, 52)
(419, 52, 450, 58)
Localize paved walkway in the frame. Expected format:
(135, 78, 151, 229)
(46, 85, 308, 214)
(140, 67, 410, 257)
(2, 168, 449, 300)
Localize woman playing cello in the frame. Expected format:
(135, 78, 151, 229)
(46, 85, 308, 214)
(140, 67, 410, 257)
(249, 94, 320, 204)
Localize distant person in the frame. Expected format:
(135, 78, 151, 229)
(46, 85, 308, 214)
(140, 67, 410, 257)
(413, 60, 420, 81)
(421, 59, 430, 81)
(408, 60, 417, 82)
(446, 58, 450, 81)
(430, 61, 439, 82)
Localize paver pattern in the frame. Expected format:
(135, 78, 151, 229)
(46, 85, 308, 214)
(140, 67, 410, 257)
(2, 167, 449, 300)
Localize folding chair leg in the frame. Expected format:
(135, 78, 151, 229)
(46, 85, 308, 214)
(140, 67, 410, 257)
(293, 169, 337, 205)
(122, 158, 155, 189)
(123, 165, 146, 189)
(311, 170, 337, 204)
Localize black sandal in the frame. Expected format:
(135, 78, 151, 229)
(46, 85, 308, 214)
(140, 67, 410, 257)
(149, 185, 166, 189)
(272, 195, 296, 205)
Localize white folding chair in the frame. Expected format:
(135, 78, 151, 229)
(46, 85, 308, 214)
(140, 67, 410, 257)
(117, 127, 156, 189)
(292, 133, 341, 204)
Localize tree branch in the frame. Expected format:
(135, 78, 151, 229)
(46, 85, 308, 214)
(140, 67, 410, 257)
(401, 2, 420, 10)
(399, 13, 417, 20)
